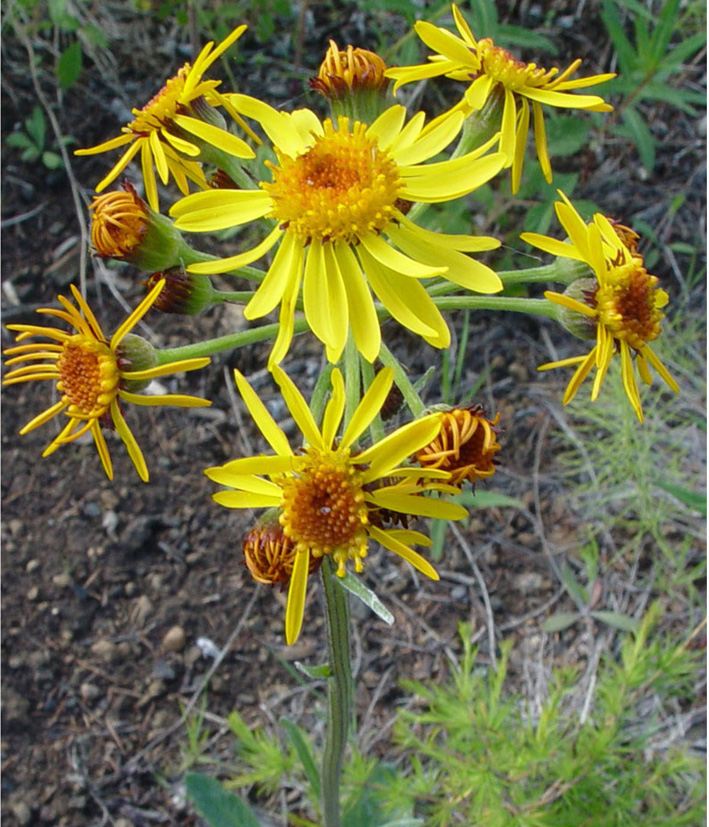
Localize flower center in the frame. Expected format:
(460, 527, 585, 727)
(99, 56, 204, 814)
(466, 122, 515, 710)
(475, 38, 556, 91)
(129, 66, 189, 134)
(57, 336, 120, 418)
(595, 264, 665, 349)
(278, 448, 369, 560)
(90, 189, 148, 259)
(262, 118, 403, 243)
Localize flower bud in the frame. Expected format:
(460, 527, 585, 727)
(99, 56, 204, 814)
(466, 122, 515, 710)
(557, 278, 600, 341)
(310, 41, 389, 121)
(90, 183, 194, 272)
(115, 333, 160, 393)
(143, 266, 217, 315)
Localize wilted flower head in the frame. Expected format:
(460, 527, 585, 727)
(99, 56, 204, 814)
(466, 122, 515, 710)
(311, 41, 388, 119)
(143, 266, 216, 315)
(521, 192, 679, 422)
(415, 405, 501, 486)
(75, 26, 255, 210)
(2, 281, 211, 481)
(243, 510, 323, 587)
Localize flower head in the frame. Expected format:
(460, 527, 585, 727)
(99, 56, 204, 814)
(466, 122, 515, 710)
(143, 266, 216, 315)
(243, 510, 322, 587)
(3, 281, 211, 481)
(205, 366, 466, 643)
(89, 183, 195, 271)
(75, 26, 255, 210)
(521, 192, 679, 422)
(386, 4, 615, 192)
(311, 41, 388, 99)
(171, 96, 506, 366)
(415, 405, 501, 486)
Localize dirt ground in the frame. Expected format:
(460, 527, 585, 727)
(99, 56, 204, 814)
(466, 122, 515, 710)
(1, 3, 706, 826)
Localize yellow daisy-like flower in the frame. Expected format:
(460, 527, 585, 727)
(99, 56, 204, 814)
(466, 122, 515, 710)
(205, 366, 467, 644)
(3, 280, 211, 481)
(386, 4, 615, 192)
(171, 96, 506, 366)
(75, 26, 255, 210)
(521, 192, 679, 422)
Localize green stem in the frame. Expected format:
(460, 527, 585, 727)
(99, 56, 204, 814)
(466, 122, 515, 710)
(154, 317, 310, 365)
(432, 295, 562, 320)
(378, 341, 426, 417)
(320, 532, 354, 827)
(343, 333, 361, 428)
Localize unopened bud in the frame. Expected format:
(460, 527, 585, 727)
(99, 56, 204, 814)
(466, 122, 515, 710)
(558, 278, 599, 341)
(144, 266, 217, 315)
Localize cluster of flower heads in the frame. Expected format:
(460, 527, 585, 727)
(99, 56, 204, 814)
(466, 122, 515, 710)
(3, 7, 680, 641)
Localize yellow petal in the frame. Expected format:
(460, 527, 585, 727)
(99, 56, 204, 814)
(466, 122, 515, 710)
(233, 369, 293, 456)
(285, 549, 310, 645)
(173, 115, 255, 159)
(212, 490, 282, 508)
(321, 368, 345, 449)
(332, 243, 380, 363)
(368, 525, 439, 580)
(271, 365, 324, 451)
(110, 398, 149, 482)
(244, 232, 301, 319)
(341, 367, 393, 451)
(358, 414, 442, 480)
(171, 190, 272, 231)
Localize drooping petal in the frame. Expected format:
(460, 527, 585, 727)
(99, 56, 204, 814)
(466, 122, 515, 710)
(110, 398, 149, 482)
(321, 368, 345, 450)
(368, 525, 439, 580)
(285, 549, 310, 645)
(244, 232, 302, 319)
(233, 370, 293, 456)
(341, 367, 394, 451)
(358, 414, 443, 481)
(271, 366, 324, 451)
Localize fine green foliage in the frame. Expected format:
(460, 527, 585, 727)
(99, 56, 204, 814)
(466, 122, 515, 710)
(385, 616, 705, 826)
(600, 0, 706, 172)
(185, 772, 261, 827)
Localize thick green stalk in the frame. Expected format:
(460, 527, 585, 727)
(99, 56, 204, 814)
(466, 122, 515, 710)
(153, 317, 310, 365)
(320, 556, 353, 827)
(432, 295, 562, 320)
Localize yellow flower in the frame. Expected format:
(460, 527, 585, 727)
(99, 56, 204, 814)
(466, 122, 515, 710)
(205, 366, 467, 644)
(387, 4, 615, 192)
(3, 280, 211, 481)
(75, 26, 255, 210)
(521, 192, 679, 422)
(171, 97, 506, 366)
(415, 405, 501, 486)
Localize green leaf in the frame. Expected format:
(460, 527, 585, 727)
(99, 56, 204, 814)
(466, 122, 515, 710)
(379, 820, 425, 826)
(42, 151, 63, 169)
(601, 0, 638, 74)
(619, 107, 656, 172)
(294, 661, 332, 679)
(337, 573, 394, 625)
(79, 23, 109, 48)
(456, 490, 525, 510)
(542, 612, 580, 633)
(184, 773, 261, 827)
(654, 481, 707, 517)
(25, 107, 45, 149)
(545, 116, 592, 157)
(663, 31, 707, 67)
(280, 717, 321, 800)
(6, 133, 34, 149)
(590, 611, 639, 632)
(57, 40, 82, 90)
(559, 561, 588, 606)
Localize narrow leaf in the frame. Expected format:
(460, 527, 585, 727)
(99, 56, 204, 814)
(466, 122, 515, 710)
(543, 612, 581, 633)
(57, 40, 82, 90)
(280, 717, 321, 800)
(336, 573, 394, 625)
(185, 773, 261, 827)
(590, 611, 639, 633)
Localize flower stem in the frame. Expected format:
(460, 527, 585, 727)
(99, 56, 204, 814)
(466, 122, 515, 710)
(379, 341, 426, 417)
(320, 556, 353, 827)
(432, 295, 562, 320)
(153, 317, 310, 365)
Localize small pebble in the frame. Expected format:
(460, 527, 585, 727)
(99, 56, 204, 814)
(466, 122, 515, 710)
(161, 625, 187, 653)
(52, 572, 73, 589)
(80, 683, 100, 703)
(10, 800, 32, 826)
(90, 639, 117, 663)
(25, 559, 40, 574)
(26, 586, 40, 602)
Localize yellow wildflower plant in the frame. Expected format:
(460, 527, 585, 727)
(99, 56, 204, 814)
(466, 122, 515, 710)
(3, 280, 211, 481)
(171, 96, 506, 366)
(521, 192, 679, 422)
(387, 4, 615, 192)
(75, 26, 255, 210)
(204, 366, 467, 644)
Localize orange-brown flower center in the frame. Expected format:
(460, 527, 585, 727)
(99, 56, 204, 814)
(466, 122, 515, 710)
(475, 38, 557, 90)
(278, 449, 369, 558)
(57, 336, 120, 417)
(596, 265, 665, 349)
(262, 118, 403, 243)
